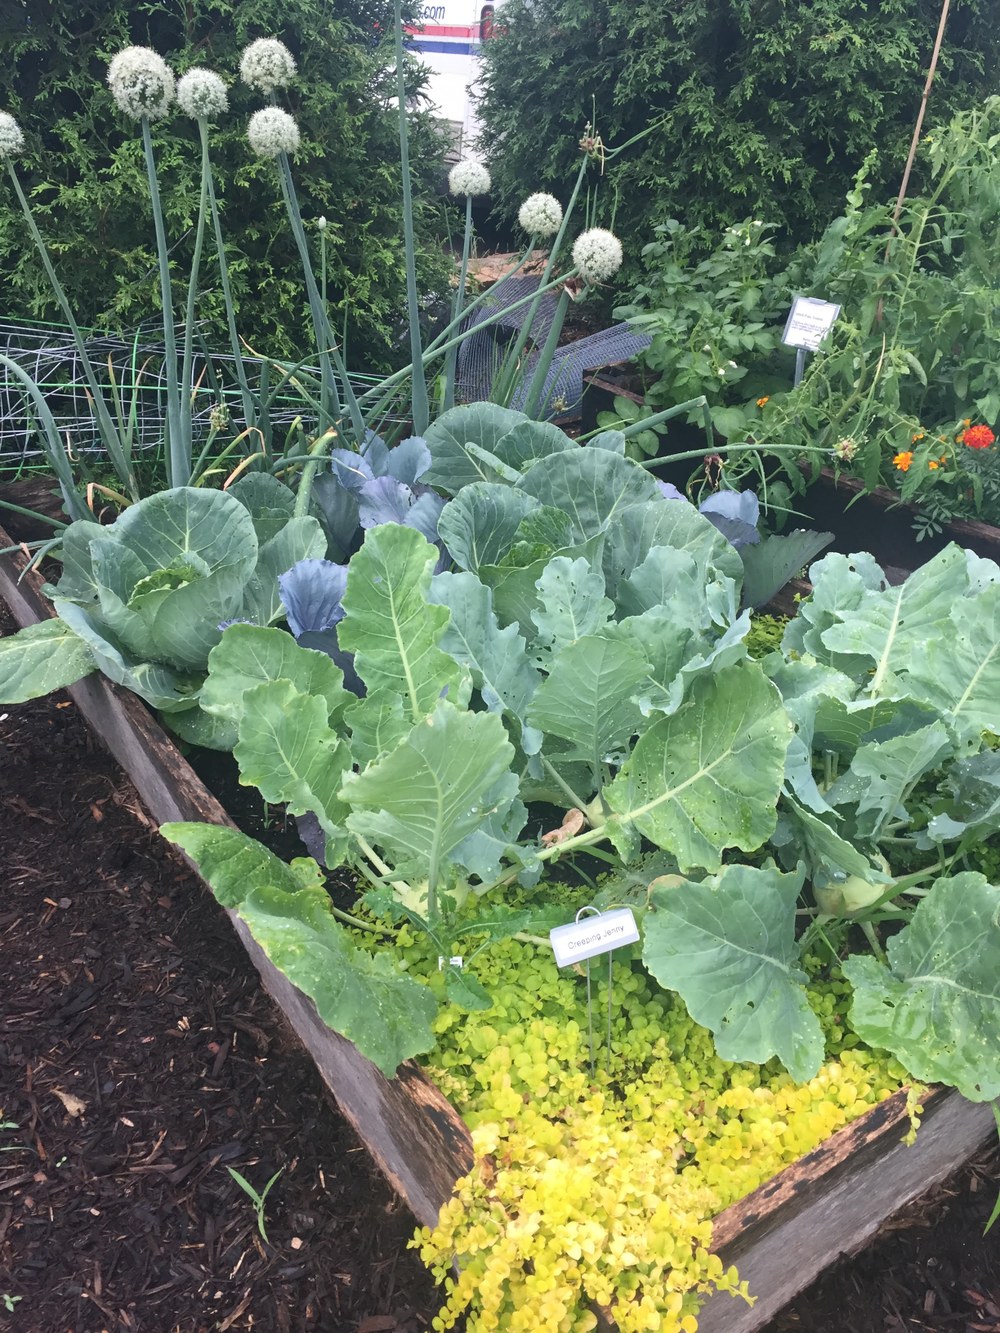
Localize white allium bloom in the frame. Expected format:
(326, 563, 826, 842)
(240, 38, 297, 94)
(0, 111, 24, 158)
(448, 158, 491, 196)
(247, 106, 300, 158)
(518, 192, 563, 237)
(107, 46, 175, 121)
(571, 227, 623, 284)
(177, 68, 228, 120)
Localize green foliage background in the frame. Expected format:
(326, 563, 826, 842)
(477, 0, 1000, 261)
(0, 0, 451, 368)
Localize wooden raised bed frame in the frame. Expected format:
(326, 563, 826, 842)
(1, 526, 994, 1333)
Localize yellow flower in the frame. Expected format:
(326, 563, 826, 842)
(928, 460, 940, 469)
(912, 431, 925, 442)
(893, 451, 913, 472)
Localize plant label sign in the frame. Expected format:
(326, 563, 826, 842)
(782, 296, 841, 351)
(550, 908, 640, 968)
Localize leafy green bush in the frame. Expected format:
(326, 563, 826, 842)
(0, 0, 450, 368)
(476, 0, 1000, 262)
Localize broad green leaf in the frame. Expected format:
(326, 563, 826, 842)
(160, 822, 438, 1075)
(344, 690, 412, 769)
(740, 529, 833, 610)
(781, 550, 889, 668)
(54, 601, 198, 711)
(437, 483, 539, 572)
(827, 721, 953, 839)
(429, 570, 542, 753)
(843, 873, 1000, 1101)
(605, 661, 791, 872)
(46, 519, 107, 602)
(643, 864, 824, 1082)
(530, 557, 613, 655)
(449, 772, 532, 882)
(776, 798, 890, 885)
(227, 473, 297, 544)
(820, 546, 966, 693)
(528, 635, 648, 782)
(109, 486, 259, 583)
(493, 419, 578, 470)
(941, 750, 1000, 840)
(517, 448, 662, 544)
(422, 403, 527, 493)
(160, 821, 314, 907)
(201, 625, 351, 729)
(162, 703, 238, 752)
(616, 547, 704, 621)
(603, 499, 743, 597)
(0, 618, 96, 704)
(764, 656, 855, 812)
(342, 701, 515, 883)
(602, 609, 700, 718)
(235, 680, 352, 846)
(905, 580, 1000, 743)
(238, 516, 327, 627)
(479, 533, 605, 638)
(338, 525, 467, 722)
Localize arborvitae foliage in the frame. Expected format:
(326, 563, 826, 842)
(0, 0, 450, 368)
(477, 0, 1000, 265)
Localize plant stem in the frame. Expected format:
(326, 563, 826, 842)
(6, 162, 136, 501)
(441, 194, 473, 413)
(394, 0, 429, 436)
(142, 117, 185, 488)
(181, 123, 212, 473)
(523, 286, 573, 418)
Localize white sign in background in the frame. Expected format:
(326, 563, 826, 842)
(550, 908, 640, 968)
(782, 295, 841, 351)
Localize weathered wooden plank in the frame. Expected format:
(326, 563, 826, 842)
(0, 530, 474, 1229)
(700, 1089, 995, 1330)
(3, 521, 996, 1331)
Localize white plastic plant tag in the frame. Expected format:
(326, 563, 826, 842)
(782, 295, 841, 350)
(549, 908, 639, 968)
(437, 955, 464, 971)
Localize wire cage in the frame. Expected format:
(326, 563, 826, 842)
(0, 319, 409, 482)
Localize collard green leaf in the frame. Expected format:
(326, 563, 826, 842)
(449, 773, 532, 883)
(776, 797, 890, 885)
(344, 690, 412, 770)
(781, 550, 889, 667)
(478, 533, 605, 638)
(605, 661, 791, 872)
(530, 557, 613, 656)
(235, 680, 352, 847)
(941, 750, 1000, 840)
(227, 473, 297, 544)
(740, 529, 833, 610)
(643, 863, 824, 1081)
(201, 625, 351, 729)
(527, 635, 648, 781)
(820, 546, 965, 693)
(603, 499, 743, 598)
(843, 873, 1000, 1100)
(429, 570, 542, 753)
(160, 822, 438, 1076)
(905, 580, 1000, 744)
(338, 525, 467, 722)
(422, 403, 527, 493)
(493, 419, 578, 470)
(342, 701, 515, 882)
(0, 618, 96, 704)
(437, 483, 539, 572)
(47, 519, 106, 602)
(162, 703, 238, 752)
(54, 600, 198, 712)
(517, 448, 662, 544)
(827, 721, 953, 839)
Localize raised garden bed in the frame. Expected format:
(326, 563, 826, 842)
(2, 523, 996, 1333)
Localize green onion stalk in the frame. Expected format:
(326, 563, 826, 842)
(440, 191, 474, 415)
(393, 0, 430, 437)
(2, 158, 137, 502)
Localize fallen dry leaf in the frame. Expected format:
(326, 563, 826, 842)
(51, 1088, 87, 1118)
(540, 807, 586, 847)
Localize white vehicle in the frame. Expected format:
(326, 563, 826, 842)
(404, 0, 506, 158)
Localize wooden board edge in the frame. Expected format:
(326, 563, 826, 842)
(698, 1090, 995, 1331)
(0, 532, 474, 1229)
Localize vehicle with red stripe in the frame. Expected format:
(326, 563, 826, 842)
(404, 1, 506, 158)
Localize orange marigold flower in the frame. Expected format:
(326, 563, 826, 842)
(912, 432, 925, 442)
(756, 396, 770, 408)
(961, 424, 996, 450)
(893, 451, 914, 472)
(928, 460, 940, 469)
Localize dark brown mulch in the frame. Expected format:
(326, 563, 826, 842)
(2, 601, 999, 1333)
(0, 632, 444, 1331)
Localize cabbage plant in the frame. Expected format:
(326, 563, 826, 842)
(0, 479, 324, 742)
